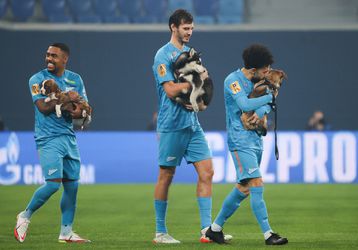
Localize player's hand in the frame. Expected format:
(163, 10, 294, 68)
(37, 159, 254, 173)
(184, 104, 193, 111)
(248, 113, 260, 126)
(69, 103, 83, 119)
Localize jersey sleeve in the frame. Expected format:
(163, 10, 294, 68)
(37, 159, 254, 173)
(29, 74, 45, 103)
(77, 75, 88, 102)
(254, 105, 272, 118)
(225, 78, 273, 112)
(153, 52, 175, 84)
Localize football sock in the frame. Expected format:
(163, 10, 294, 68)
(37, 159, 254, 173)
(60, 224, 72, 236)
(61, 180, 78, 226)
(250, 186, 272, 234)
(25, 181, 61, 218)
(197, 197, 212, 229)
(155, 200, 168, 233)
(213, 187, 248, 230)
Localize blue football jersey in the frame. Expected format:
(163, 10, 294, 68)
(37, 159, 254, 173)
(224, 69, 271, 151)
(152, 42, 200, 132)
(29, 69, 88, 145)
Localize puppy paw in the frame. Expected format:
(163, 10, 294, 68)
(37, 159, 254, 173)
(55, 105, 62, 118)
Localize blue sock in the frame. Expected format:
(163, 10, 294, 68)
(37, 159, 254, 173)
(25, 181, 61, 218)
(61, 181, 79, 227)
(214, 187, 248, 227)
(197, 197, 212, 229)
(250, 186, 272, 233)
(155, 200, 167, 233)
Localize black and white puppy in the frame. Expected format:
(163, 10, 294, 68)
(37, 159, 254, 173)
(172, 48, 213, 112)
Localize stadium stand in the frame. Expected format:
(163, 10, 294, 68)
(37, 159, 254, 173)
(193, 0, 217, 23)
(0, 0, 7, 19)
(42, 0, 72, 23)
(217, 0, 244, 24)
(67, 0, 101, 23)
(117, 0, 142, 23)
(11, 0, 35, 22)
(167, 0, 193, 15)
(142, 0, 167, 23)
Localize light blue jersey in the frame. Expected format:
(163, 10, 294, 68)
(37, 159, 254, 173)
(224, 69, 272, 151)
(152, 42, 200, 132)
(29, 69, 88, 146)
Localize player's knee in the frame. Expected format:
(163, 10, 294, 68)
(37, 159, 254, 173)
(236, 183, 250, 196)
(158, 169, 175, 185)
(198, 168, 214, 183)
(248, 177, 264, 187)
(45, 181, 61, 194)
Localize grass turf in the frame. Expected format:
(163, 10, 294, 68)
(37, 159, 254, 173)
(0, 184, 357, 249)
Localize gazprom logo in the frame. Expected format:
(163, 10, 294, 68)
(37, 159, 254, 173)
(0, 132, 21, 185)
(7, 132, 20, 164)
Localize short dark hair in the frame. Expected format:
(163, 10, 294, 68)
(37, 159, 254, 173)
(168, 9, 193, 32)
(242, 44, 273, 69)
(50, 43, 70, 56)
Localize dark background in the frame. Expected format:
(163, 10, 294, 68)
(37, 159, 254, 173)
(1, 29, 357, 131)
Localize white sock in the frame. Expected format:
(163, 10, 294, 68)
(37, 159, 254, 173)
(211, 223, 223, 232)
(264, 230, 273, 240)
(60, 225, 72, 236)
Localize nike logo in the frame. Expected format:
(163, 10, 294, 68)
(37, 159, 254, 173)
(48, 169, 58, 176)
(166, 156, 176, 162)
(248, 168, 258, 174)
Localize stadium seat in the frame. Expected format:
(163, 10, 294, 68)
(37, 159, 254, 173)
(142, 0, 167, 23)
(103, 15, 130, 23)
(167, 0, 193, 14)
(218, 0, 244, 24)
(67, 0, 100, 23)
(193, 0, 217, 16)
(0, 0, 7, 19)
(117, 0, 142, 22)
(132, 15, 157, 24)
(11, 0, 35, 22)
(93, 0, 118, 21)
(194, 16, 215, 24)
(42, 0, 72, 23)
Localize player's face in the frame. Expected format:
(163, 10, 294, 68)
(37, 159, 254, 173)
(252, 65, 271, 83)
(175, 22, 194, 44)
(45, 46, 67, 74)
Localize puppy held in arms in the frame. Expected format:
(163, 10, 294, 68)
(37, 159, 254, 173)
(40, 79, 92, 128)
(241, 69, 287, 136)
(172, 48, 213, 112)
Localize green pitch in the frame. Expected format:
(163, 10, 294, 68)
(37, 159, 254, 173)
(0, 184, 357, 249)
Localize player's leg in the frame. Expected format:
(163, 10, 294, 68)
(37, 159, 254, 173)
(58, 135, 90, 243)
(205, 151, 250, 244)
(153, 130, 187, 244)
(14, 138, 64, 242)
(248, 149, 287, 245)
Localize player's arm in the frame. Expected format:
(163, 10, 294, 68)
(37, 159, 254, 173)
(162, 81, 191, 100)
(29, 76, 56, 115)
(35, 99, 57, 115)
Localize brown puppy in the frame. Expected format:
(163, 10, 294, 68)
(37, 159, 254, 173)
(40, 79, 92, 126)
(241, 69, 287, 135)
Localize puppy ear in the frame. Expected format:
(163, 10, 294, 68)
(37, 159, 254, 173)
(279, 70, 288, 80)
(189, 48, 196, 57)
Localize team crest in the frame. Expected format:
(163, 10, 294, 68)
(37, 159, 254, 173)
(31, 83, 40, 95)
(230, 81, 241, 94)
(158, 64, 166, 77)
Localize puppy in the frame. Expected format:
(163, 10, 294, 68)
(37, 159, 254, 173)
(241, 69, 287, 135)
(172, 48, 213, 112)
(40, 79, 92, 128)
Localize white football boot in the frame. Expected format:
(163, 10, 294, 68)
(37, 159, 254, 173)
(153, 233, 180, 244)
(14, 212, 30, 243)
(58, 231, 91, 243)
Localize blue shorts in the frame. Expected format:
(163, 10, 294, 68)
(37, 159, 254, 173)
(158, 126, 212, 167)
(37, 135, 81, 180)
(230, 148, 262, 183)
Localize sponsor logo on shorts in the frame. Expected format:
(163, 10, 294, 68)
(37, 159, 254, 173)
(166, 156, 176, 162)
(248, 168, 258, 175)
(48, 169, 58, 176)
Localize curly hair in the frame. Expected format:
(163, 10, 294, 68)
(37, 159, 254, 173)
(242, 44, 274, 69)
